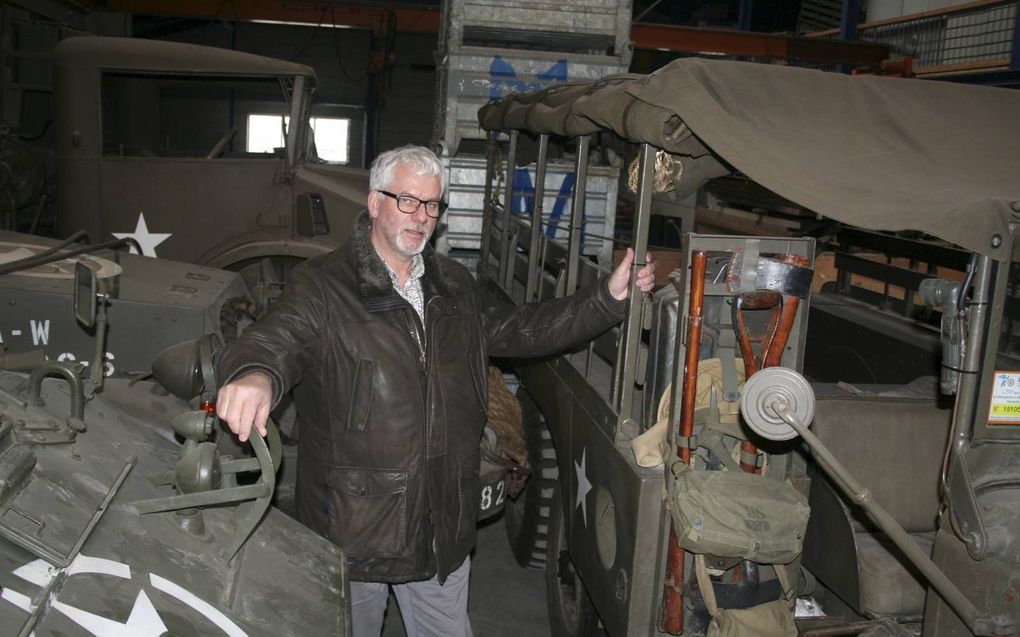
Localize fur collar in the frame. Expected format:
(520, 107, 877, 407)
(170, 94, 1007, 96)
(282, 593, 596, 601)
(347, 210, 460, 302)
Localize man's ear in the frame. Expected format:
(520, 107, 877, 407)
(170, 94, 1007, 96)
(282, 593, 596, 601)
(367, 191, 380, 219)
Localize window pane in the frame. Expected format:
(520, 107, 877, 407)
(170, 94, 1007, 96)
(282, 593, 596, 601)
(311, 117, 349, 163)
(246, 114, 286, 154)
(101, 72, 283, 157)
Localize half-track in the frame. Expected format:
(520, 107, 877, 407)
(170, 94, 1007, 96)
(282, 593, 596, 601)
(478, 59, 1020, 636)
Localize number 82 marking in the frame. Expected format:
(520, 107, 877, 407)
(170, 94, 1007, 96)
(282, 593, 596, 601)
(480, 481, 505, 511)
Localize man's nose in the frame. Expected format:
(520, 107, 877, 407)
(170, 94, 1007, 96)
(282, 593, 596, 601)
(410, 203, 430, 224)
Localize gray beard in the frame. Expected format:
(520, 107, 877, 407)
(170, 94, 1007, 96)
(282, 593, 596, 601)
(396, 229, 431, 256)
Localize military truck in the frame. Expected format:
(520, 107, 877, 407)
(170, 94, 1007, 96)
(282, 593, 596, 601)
(53, 35, 368, 297)
(0, 238, 352, 635)
(477, 61, 1019, 636)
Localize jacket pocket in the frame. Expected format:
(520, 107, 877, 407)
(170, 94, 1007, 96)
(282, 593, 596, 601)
(326, 466, 408, 557)
(456, 451, 481, 542)
(346, 358, 375, 431)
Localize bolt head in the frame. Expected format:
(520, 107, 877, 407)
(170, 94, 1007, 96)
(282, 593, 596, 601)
(991, 234, 1003, 248)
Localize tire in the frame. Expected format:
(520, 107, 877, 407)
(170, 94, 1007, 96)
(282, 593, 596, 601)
(545, 482, 604, 637)
(505, 387, 558, 568)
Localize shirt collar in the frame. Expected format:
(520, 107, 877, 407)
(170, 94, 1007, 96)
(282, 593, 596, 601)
(381, 252, 425, 288)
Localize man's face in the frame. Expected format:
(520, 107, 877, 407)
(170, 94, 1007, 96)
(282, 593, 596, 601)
(368, 163, 441, 266)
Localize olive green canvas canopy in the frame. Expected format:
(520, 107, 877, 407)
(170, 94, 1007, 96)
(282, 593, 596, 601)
(478, 58, 1020, 261)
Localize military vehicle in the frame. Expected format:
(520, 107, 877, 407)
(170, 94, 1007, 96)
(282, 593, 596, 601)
(0, 231, 251, 378)
(52, 35, 368, 296)
(0, 237, 352, 635)
(477, 61, 1019, 636)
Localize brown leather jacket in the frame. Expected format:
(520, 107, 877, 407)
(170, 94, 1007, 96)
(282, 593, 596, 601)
(218, 212, 626, 583)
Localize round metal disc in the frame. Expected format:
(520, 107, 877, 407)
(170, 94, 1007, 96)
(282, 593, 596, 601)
(740, 367, 815, 441)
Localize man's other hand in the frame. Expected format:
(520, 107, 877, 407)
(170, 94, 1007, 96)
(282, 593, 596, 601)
(609, 248, 657, 301)
(216, 371, 273, 442)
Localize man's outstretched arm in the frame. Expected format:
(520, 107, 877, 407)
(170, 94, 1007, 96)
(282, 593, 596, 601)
(482, 247, 656, 358)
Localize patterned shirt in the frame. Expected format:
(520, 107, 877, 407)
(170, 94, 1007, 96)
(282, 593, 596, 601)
(382, 252, 426, 326)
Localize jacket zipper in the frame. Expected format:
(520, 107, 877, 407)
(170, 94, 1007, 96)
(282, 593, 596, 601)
(413, 298, 440, 561)
(410, 317, 426, 371)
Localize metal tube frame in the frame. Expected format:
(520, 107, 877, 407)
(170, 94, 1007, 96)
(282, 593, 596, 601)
(497, 130, 519, 291)
(285, 75, 305, 168)
(478, 131, 498, 278)
(950, 256, 993, 462)
(613, 143, 654, 419)
(526, 134, 550, 302)
(566, 135, 590, 297)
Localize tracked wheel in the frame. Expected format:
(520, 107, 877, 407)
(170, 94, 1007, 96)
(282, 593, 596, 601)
(504, 387, 558, 568)
(545, 482, 604, 637)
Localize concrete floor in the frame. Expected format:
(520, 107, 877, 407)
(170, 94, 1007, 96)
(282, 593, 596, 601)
(381, 513, 551, 636)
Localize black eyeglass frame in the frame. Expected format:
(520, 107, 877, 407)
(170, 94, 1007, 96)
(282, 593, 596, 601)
(376, 190, 448, 218)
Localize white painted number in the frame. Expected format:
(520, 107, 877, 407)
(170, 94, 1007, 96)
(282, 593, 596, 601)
(479, 480, 506, 511)
(56, 351, 116, 377)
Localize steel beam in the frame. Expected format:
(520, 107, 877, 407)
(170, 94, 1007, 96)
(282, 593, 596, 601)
(106, 1, 888, 68)
(630, 23, 889, 66)
(105, 0, 440, 33)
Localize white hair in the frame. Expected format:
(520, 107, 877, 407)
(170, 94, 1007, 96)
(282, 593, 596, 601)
(369, 145, 446, 195)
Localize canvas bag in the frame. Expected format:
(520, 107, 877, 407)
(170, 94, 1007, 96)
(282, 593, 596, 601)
(669, 461, 810, 565)
(694, 554, 798, 637)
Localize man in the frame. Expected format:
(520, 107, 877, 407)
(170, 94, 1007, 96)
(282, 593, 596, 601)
(217, 145, 655, 636)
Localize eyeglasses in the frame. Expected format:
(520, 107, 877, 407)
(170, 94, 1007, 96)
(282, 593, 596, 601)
(377, 190, 448, 218)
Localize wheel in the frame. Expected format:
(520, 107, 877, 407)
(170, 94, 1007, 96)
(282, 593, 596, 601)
(505, 387, 558, 568)
(545, 482, 604, 637)
(229, 255, 303, 316)
(225, 256, 304, 440)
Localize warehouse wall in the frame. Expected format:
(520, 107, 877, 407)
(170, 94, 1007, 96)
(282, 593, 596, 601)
(374, 32, 438, 157)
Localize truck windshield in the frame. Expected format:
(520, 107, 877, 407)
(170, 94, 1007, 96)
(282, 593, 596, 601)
(100, 72, 297, 159)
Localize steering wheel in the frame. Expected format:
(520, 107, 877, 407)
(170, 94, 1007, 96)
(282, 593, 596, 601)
(206, 128, 238, 159)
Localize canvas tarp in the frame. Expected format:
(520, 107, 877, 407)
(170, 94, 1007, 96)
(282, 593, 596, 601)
(477, 58, 1020, 261)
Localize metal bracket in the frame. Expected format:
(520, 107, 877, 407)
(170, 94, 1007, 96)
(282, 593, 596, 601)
(946, 451, 988, 559)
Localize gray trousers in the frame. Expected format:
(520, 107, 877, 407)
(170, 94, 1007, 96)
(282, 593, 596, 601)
(350, 557, 473, 637)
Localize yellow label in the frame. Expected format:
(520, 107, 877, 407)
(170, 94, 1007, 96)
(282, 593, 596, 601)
(990, 404, 1020, 416)
(988, 371, 1020, 425)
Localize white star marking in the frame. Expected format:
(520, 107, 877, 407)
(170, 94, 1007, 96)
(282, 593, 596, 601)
(54, 589, 169, 636)
(575, 448, 593, 528)
(5, 555, 248, 637)
(113, 212, 171, 257)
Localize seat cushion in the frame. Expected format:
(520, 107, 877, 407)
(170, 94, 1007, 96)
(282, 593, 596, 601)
(857, 531, 934, 619)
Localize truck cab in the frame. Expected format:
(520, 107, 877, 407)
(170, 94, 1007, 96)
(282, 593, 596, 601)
(53, 36, 368, 280)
